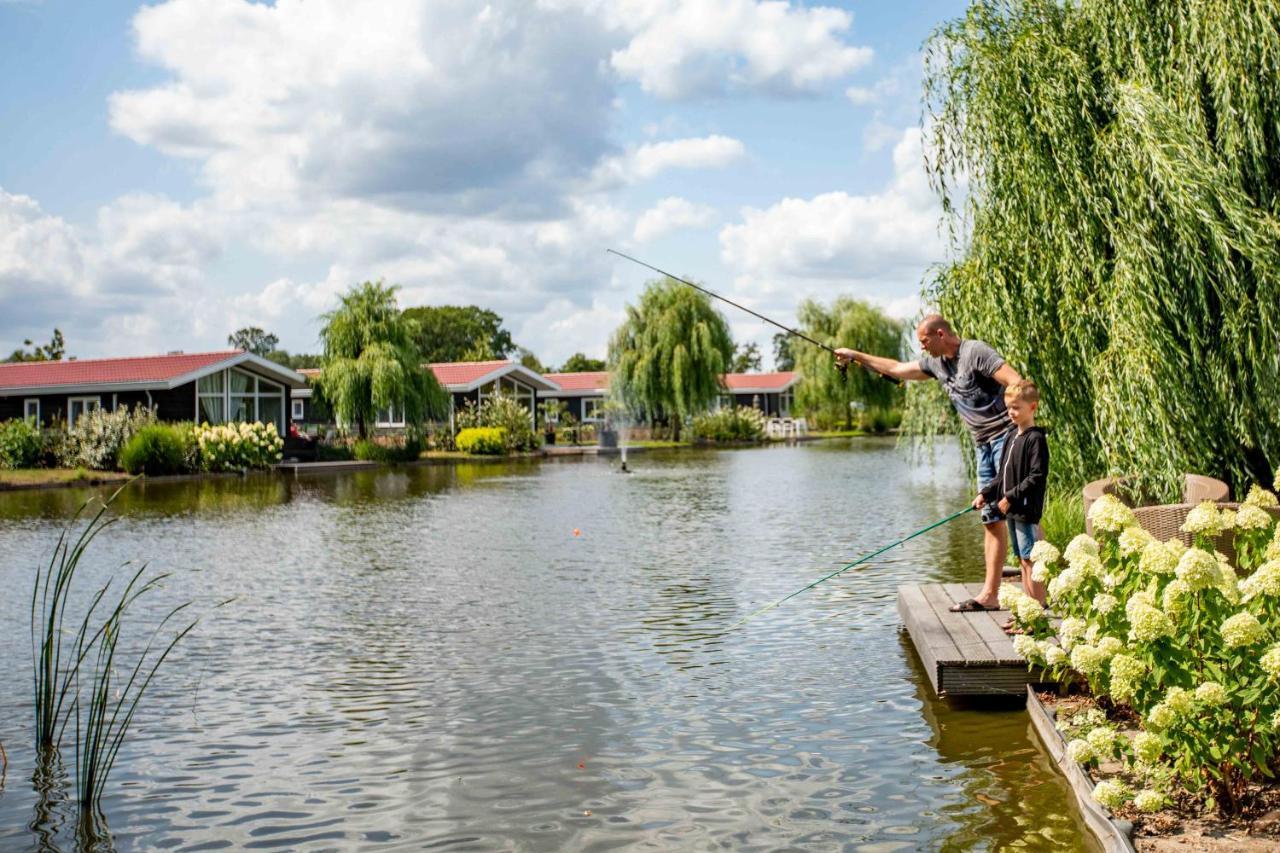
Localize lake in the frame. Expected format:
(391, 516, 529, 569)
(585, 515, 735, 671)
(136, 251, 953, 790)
(0, 439, 1095, 850)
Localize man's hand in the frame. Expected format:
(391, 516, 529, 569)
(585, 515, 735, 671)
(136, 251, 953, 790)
(834, 347, 860, 366)
(997, 497, 1011, 514)
(973, 494, 986, 509)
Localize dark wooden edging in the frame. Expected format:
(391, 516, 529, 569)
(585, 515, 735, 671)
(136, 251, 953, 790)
(1025, 686, 1136, 853)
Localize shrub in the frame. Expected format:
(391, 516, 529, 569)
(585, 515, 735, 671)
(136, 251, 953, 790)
(454, 393, 539, 452)
(316, 441, 354, 461)
(119, 423, 194, 476)
(857, 407, 903, 434)
(0, 417, 43, 468)
(690, 406, 766, 442)
(1006, 489, 1280, 815)
(353, 434, 422, 462)
(194, 421, 283, 471)
(456, 427, 507, 455)
(58, 406, 157, 470)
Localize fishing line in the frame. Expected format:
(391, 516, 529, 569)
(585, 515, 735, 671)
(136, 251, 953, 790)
(729, 505, 976, 629)
(607, 249, 899, 385)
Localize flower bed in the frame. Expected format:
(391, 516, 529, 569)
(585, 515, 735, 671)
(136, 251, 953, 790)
(1003, 485, 1280, 844)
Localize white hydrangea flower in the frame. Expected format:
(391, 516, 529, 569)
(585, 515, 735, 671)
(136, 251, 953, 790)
(1125, 590, 1156, 619)
(1097, 636, 1123, 658)
(1088, 494, 1137, 533)
(1217, 562, 1240, 604)
(1118, 525, 1155, 556)
(1132, 732, 1163, 764)
(1031, 560, 1050, 583)
(1244, 484, 1279, 508)
(1218, 508, 1237, 531)
(1175, 548, 1222, 591)
(1085, 623, 1102, 644)
(1195, 681, 1228, 707)
(1015, 595, 1045, 624)
(1261, 644, 1280, 679)
(998, 583, 1025, 610)
(1066, 738, 1096, 765)
(1133, 790, 1167, 813)
(1147, 702, 1176, 731)
(1165, 686, 1195, 719)
(1181, 501, 1225, 536)
(1240, 560, 1280, 601)
(1109, 674, 1135, 702)
(1110, 653, 1144, 681)
(1029, 540, 1060, 565)
(1221, 611, 1264, 647)
(1064, 534, 1099, 564)
(1086, 726, 1117, 756)
(1070, 644, 1107, 676)
(1092, 593, 1118, 615)
(1072, 554, 1104, 578)
(1092, 779, 1131, 811)
(1012, 633, 1040, 661)
(1101, 572, 1121, 590)
(1162, 579, 1191, 619)
(1044, 645, 1067, 667)
(1128, 604, 1175, 643)
(1235, 502, 1273, 531)
(1048, 567, 1085, 600)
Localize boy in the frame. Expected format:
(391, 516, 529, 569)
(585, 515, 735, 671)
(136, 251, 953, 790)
(973, 380, 1049, 625)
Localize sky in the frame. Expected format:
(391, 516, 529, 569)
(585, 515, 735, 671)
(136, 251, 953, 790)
(0, 0, 968, 369)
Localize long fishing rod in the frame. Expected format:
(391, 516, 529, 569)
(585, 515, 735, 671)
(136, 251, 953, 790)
(607, 249, 899, 385)
(729, 505, 976, 629)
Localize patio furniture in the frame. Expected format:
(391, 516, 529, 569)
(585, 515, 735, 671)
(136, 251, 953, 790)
(1082, 474, 1229, 536)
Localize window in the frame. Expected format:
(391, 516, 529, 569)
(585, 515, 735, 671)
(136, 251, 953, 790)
(292, 399, 305, 421)
(780, 390, 794, 417)
(198, 372, 225, 424)
(582, 397, 603, 421)
(193, 368, 286, 432)
(68, 396, 100, 428)
(376, 402, 405, 427)
(23, 398, 39, 424)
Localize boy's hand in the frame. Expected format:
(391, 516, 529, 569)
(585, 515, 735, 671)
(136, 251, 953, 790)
(972, 494, 986, 509)
(997, 497, 1011, 514)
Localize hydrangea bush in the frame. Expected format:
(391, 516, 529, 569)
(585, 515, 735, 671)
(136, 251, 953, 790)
(1004, 487, 1280, 815)
(194, 421, 283, 471)
(58, 405, 158, 470)
(689, 406, 767, 442)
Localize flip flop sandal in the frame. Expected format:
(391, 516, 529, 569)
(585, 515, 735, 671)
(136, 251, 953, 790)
(949, 597, 999, 613)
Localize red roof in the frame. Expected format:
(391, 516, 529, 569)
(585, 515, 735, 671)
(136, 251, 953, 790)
(722, 371, 797, 391)
(0, 350, 242, 390)
(428, 360, 513, 387)
(543, 371, 609, 392)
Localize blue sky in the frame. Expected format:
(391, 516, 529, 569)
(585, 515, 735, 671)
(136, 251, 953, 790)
(0, 0, 967, 367)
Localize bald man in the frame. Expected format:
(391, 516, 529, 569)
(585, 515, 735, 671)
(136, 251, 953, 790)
(835, 315, 1022, 612)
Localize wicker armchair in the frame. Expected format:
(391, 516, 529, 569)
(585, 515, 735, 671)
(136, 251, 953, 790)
(1131, 502, 1280, 564)
(1082, 474, 1229, 536)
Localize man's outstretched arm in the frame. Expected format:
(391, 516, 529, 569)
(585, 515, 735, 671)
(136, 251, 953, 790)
(834, 347, 930, 381)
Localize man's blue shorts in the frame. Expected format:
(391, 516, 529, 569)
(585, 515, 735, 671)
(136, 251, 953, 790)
(976, 430, 1009, 524)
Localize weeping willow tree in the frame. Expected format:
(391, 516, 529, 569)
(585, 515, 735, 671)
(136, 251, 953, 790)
(317, 281, 449, 438)
(608, 277, 734, 440)
(792, 297, 907, 429)
(923, 0, 1280, 496)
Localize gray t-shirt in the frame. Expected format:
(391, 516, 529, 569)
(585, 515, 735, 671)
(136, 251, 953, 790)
(919, 339, 1009, 444)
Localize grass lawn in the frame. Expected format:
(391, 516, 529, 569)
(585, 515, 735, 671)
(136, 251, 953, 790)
(808, 429, 868, 439)
(0, 468, 131, 489)
(620, 439, 691, 449)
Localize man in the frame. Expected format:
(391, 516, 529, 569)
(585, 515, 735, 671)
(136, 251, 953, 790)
(835, 314, 1022, 612)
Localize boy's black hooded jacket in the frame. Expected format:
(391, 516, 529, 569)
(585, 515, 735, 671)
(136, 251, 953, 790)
(980, 425, 1049, 523)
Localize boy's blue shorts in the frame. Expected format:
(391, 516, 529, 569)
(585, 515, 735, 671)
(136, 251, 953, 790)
(1008, 519, 1042, 560)
(976, 431, 1009, 524)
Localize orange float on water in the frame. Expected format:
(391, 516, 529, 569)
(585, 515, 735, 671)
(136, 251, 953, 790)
(572, 528, 581, 537)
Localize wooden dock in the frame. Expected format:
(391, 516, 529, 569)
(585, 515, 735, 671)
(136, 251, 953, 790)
(898, 582, 1054, 697)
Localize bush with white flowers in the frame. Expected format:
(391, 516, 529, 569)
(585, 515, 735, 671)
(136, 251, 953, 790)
(194, 421, 283, 471)
(1011, 489, 1280, 815)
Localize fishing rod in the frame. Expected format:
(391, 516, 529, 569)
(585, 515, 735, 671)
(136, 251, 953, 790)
(607, 249, 899, 385)
(729, 505, 976, 629)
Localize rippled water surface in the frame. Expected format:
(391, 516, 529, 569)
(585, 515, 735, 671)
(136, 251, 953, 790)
(0, 440, 1095, 850)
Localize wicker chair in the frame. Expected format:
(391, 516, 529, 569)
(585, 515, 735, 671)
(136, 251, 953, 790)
(1082, 474, 1230, 536)
(1130, 502, 1280, 564)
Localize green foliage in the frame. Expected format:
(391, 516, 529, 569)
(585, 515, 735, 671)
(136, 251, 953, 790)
(316, 441, 354, 461)
(792, 297, 906, 429)
(1039, 486, 1086, 549)
(558, 352, 606, 372)
(318, 281, 449, 438)
(690, 406, 766, 442)
(352, 435, 422, 462)
(1007, 491, 1280, 814)
(608, 277, 734, 440)
(730, 341, 762, 373)
(8, 328, 65, 362)
(263, 349, 323, 369)
(59, 406, 158, 470)
(400, 304, 516, 363)
(515, 347, 547, 373)
(119, 424, 194, 476)
(0, 417, 42, 468)
(454, 393, 539, 451)
(923, 0, 1280, 497)
(194, 421, 283, 471)
(456, 427, 508, 455)
(856, 407, 902, 434)
(227, 326, 278, 356)
(772, 332, 795, 371)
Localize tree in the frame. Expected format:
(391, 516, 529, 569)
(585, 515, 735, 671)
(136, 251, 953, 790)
(317, 282, 449, 438)
(400, 305, 516, 363)
(730, 341, 762, 373)
(228, 327, 279, 356)
(558, 352, 606, 373)
(8, 328, 65, 362)
(608, 277, 734, 440)
(263, 349, 323, 370)
(792, 297, 905, 430)
(515, 347, 547, 373)
(772, 333, 794, 372)
(922, 0, 1280, 496)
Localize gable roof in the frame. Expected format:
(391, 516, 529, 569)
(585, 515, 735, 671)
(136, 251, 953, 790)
(721, 371, 798, 393)
(541, 371, 609, 395)
(429, 360, 560, 392)
(0, 350, 307, 394)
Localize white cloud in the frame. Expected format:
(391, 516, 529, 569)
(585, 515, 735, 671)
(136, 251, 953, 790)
(718, 127, 943, 308)
(604, 0, 873, 99)
(633, 197, 717, 242)
(593, 135, 746, 186)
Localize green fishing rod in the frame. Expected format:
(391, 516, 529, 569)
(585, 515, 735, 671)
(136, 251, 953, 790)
(607, 249, 899, 386)
(730, 505, 976, 629)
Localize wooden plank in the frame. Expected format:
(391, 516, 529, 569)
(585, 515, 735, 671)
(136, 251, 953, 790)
(943, 583, 1019, 661)
(920, 584, 996, 663)
(897, 585, 957, 694)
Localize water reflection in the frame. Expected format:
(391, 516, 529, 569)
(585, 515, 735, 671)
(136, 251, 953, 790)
(0, 441, 1095, 850)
